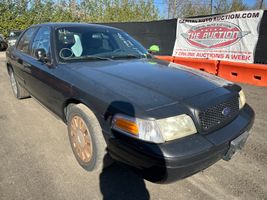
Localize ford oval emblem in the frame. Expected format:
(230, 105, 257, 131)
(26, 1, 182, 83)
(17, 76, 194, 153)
(222, 107, 231, 116)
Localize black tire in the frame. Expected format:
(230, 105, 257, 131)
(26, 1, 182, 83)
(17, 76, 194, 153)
(66, 103, 113, 171)
(8, 68, 30, 99)
(0, 43, 4, 51)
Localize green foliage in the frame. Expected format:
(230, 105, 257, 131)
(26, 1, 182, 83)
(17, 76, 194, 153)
(0, 0, 159, 37)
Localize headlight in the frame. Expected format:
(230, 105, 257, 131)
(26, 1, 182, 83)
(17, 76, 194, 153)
(157, 114, 197, 141)
(111, 114, 197, 143)
(239, 90, 246, 109)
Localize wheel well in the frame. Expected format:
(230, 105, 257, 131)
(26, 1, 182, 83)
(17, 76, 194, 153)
(63, 98, 82, 122)
(63, 99, 100, 124)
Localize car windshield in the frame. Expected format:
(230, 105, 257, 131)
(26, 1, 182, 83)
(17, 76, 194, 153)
(55, 26, 150, 62)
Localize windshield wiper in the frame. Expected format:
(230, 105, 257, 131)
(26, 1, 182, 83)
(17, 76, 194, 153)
(65, 55, 113, 61)
(111, 54, 142, 59)
(143, 53, 152, 59)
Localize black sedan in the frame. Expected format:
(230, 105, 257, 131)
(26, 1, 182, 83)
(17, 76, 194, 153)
(6, 30, 23, 47)
(0, 35, 8, 51)
(5, 23, 254, 183)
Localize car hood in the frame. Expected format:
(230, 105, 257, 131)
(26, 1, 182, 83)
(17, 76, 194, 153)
(67, 58, 232, 110)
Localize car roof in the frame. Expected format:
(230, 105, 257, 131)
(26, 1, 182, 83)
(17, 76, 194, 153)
(30, 22, 121, 31)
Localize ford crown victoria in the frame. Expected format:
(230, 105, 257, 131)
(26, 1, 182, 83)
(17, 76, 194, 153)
(6, 23, 254, 183)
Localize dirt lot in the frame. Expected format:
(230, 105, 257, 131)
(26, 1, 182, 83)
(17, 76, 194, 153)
(0, 52, 266, 200)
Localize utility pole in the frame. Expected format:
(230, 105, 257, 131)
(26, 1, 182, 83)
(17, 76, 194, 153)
(168, 1, 170, 19)
(259, 0, 264, 9)
(210, 0, 213, 14)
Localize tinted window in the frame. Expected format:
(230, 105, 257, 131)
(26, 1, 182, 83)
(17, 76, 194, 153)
(31, 27, 51, 58)
(17, 28, 37, 54)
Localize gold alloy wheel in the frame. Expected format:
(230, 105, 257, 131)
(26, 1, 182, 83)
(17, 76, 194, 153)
(70, 116, 93, 163)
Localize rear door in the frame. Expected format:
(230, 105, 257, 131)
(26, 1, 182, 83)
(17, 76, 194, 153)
(10, 27, 38, 89)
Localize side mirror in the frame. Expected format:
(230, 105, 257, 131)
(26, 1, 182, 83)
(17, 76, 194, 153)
(35, 48, 48, 63)
(148, 45, 160, 54)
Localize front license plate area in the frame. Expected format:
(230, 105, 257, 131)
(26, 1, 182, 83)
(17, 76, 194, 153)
(223, 131, 249, 161)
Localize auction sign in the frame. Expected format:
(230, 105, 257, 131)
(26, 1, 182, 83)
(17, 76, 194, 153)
(173, 10, 263, 63)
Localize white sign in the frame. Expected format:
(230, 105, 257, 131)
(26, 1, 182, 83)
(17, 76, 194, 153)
(173, 10, 264, 63)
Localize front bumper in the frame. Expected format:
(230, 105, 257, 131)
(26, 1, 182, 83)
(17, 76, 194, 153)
(107, 104, 255, 183)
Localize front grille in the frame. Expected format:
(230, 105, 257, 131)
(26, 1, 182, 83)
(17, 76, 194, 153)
(199, 97, 239, 132)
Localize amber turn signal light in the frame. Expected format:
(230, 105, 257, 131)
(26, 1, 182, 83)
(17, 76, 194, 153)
(113, 118, 139, 135)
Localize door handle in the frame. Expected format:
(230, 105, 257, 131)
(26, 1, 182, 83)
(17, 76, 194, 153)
(23, 62, 31, 68)
(23, 62, 32, 73)
(18, 58, 23, 64)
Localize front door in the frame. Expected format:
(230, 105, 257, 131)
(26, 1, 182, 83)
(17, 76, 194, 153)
(23, 26, 72, 118)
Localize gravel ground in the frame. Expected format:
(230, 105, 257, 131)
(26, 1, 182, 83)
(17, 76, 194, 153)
(0, 52, 266, 200)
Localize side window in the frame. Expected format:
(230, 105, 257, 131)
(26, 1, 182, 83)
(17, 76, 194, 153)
(31, 27, 51, 58)
(17, 28, 37, 54)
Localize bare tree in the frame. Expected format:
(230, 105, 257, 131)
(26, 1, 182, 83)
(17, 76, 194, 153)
(166, 0, 184, 18)
(230, 0, 248, 11)
(34, 0, 41, 5)
(255, 0, 264, 9)
(213, 0, 230, 14)
(70, 0, 77, 13)
(166, 0, 211, 18)
(166, 0, 251, 18)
